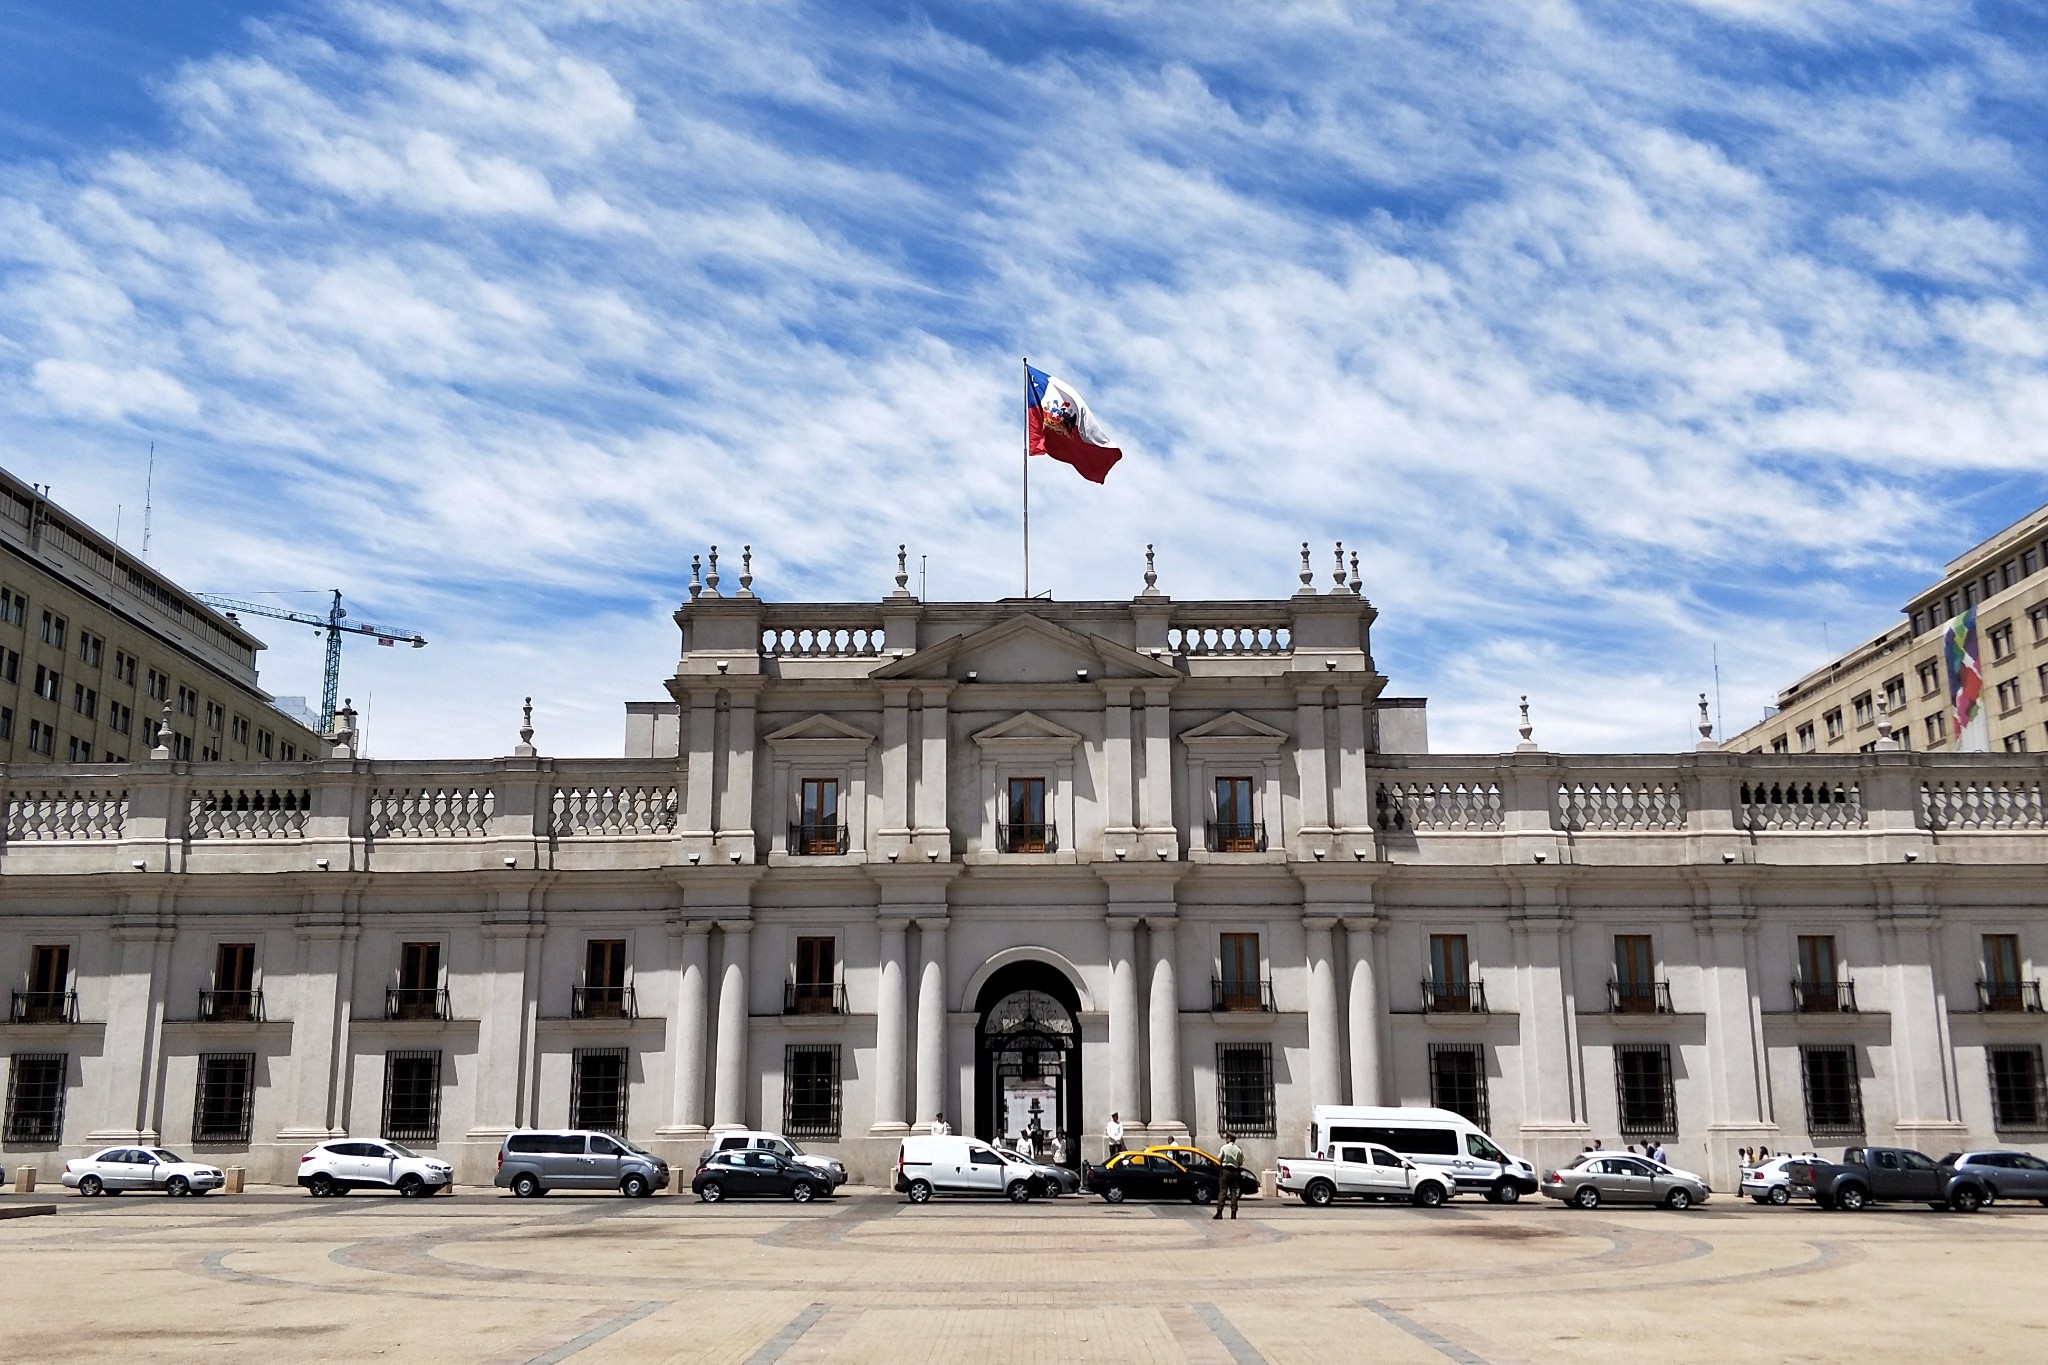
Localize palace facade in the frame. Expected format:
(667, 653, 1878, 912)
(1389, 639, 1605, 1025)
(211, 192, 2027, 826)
(3, 547, 2046, 1189)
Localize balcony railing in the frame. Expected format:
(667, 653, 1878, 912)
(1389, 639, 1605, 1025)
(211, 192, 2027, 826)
(1211, 977, 1274, 1012)
(572, 984, 637, 1020)
(784, 981, 848, 1015)
(1978, 980, 2045, 1013)
(198, 988, 265, 1023)
(1793, 979, 1858, 1014)
(1608, 980, 1673, 1015)
(9, 989, 77, 1024)
(1205, 820, 1268, 853)
(1421, 979, 1489, 1014)
(1000, 821, 1058, 854)
(787, 822, 849, 856)
(386, 986, 451, 1021)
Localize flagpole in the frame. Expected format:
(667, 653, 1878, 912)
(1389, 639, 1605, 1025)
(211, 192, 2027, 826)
(1022, 356, 1031, 598)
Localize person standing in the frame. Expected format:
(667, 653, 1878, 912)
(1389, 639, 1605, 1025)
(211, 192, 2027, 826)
(930, 1113, 950, 1136)
(1649, 1140, 1667, 1165)
(1214, 1132, 1245, 1221)
(1105, 1112, 1125, 1159)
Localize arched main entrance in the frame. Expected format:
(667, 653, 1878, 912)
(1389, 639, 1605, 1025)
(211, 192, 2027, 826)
(974, 960, 1083, 1168)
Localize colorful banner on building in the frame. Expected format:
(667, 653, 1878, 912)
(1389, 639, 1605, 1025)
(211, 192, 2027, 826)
(1943, 607, 1990, 752)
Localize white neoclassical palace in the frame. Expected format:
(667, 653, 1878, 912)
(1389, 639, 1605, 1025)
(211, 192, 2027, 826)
(3, 546, 2046, 1189)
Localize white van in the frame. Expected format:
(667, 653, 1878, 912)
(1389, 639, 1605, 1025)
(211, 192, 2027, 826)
(894, 1135, 1044, 1204)
(1308, 1106, 1538, 1202)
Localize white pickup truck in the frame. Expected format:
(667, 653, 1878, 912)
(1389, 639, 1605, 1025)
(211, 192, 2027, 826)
(1276, 1141, 1456, 1208)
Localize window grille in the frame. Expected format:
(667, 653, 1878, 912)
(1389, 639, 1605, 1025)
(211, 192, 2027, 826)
(784, 1043, 841, 1140)
(1988, 1045, 2048, 1130)
(1429, 1043, 1489, 1131)
(1613, 1043, 1676, 1136)
(193, 1052, 256, 1145)
(1215, 1042, 1275, 1138)
(383, 1050, 443, 1144)
(3, 1053, 67, 1145)
(1798, 1046, 1864, 1137)
(570, 1047, 629, 1137)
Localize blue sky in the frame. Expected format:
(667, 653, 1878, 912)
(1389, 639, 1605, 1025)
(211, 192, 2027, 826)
(3, 0, 2046, 757)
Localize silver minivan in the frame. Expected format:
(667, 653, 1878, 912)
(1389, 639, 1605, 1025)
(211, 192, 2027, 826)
(495, 1130, 669, 1197)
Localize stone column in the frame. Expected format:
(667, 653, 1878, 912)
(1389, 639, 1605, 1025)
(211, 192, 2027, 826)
(873, 917, 910, 1133)
(470, 918, 537, 1137)
(1108, 917, 1143, 1125)
(914, 685, 950, 845)
(719, 684, 760, 856)
(1103, 685, 1136, 836)
(711, 921, 752, 1130)
(1334, 686, 1369, 833)
(1345, 914, 1382, 1107)
(879, 684, 912, 849)
(1147, 916, 1182, 1133)
(663, 921, 711, 1134)
(88, 918, 174, 1144)
(914, 917, 949, 1131)
(1880, 905, 1966, 1149)
(1142, 686, 1173, 845)
(276, 909, 358, 1144)
(1295, 686, 1331, 842)
(682, 690, 717, 837)
(1304, 915, 1343, 1108)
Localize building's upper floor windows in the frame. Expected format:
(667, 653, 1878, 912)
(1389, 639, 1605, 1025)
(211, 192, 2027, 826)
(176, 685, 197, 718)
(111, 650, 137, 686)
(147, 668, 169, 701)
(71, 684, 96, 720)
(25, 717, 54, 755)
(33, 663, 59, 702)
(1883, 675, 1907, 713)
(2006, 731, 2031, 754)
(0, 646, 17, 685)
(280, 741, 298, 761)
(0, 588, 24, 628)
(76, 632, 103, 669)
(1926, 713, 1947, 744)
(1852, 693, 1874, 727)
(1998, 678, 2024, 713)
(231, 715, 249, 745)
(1003, 775, 1052, 853)
(1822, 708, 1845, 741)
(1918, 660, 1942, 695)
(1769, 735, 1789, 754)
(256, 728, 274, 759)
(1797, 722, 1817, 752)
(107, 702, 131, 736)
(1989, 620, 2016, 663)
(0, 706, 12, 741)
(204, 700, 224, 731)
(38, 609, 64, 649)
(173, 733, 193, 761)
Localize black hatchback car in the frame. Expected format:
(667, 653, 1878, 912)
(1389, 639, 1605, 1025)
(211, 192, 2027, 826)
(692, 1149, 828, 1203)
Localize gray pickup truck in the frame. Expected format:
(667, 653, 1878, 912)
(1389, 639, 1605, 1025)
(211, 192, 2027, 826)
(1786, 1146, 1990, 1213)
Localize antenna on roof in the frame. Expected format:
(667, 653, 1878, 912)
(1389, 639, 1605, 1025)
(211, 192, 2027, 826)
(142, 442, 155, 558)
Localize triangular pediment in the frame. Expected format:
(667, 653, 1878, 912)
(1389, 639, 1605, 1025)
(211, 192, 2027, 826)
(1178, 710, 1290, 743)
(871, 613, 1179, 683)
(763, 713, 876, 745)
(971, 710, 1085, 747)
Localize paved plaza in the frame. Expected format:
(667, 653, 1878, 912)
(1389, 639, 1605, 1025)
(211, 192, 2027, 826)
(3, 1185, 2045, 1363)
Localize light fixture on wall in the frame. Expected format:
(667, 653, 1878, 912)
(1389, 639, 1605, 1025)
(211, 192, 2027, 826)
(1313, 848, 1326, 860)
(729, 850, 743, 863)
(131, 859, 146, 871)
(503, 856, 517, 868)
(316, 858, 330, 870)
(1156, 848, 1169, 860)
(1075, 668, 1089, 681)
(1904, 850, 1920, 862)
(1721, 851, 1736, 864)
(926, 848, 940, 862)
(965, 670, 978, 682)
(887, 850, 899, 862)
(715, 659, 729, 673)
(1325, 659, 1338, 671)
(1114, 848, 1127, 860)
(688, 852, 701, 864)
(1353, 848, 1367, 860)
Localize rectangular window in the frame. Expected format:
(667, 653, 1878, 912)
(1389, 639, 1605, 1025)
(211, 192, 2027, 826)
(192, 1052, 256, 1145)
(204, 700, 224, 731)
(1614, 1043, 1676, 1136)
(2007, 731, 2032, 754)
(1987, 1046, 2047, 1131)
(383, 1050, 443, 1143)
(0, 588, 23, 627)
(1796, 935, 1841, 1011)
(1882, 676, 1907, 712)
(67, 736, 91, 763)
(791, 935, 837, 1014)
(1212, 775, 1260, 851)
(1769, 736, 1788, 754)
(569, 1047, 629, 1136)
(108, 702, 131, 736)
(231, 715, 249, 745)
(147, 668, 169, 701)
(1982, 934, 2029, 1011)
(3, 1053, 67, 1145)
(796, 777, 842, 854)
(113, 649, 137, 685)
(1989, 622, 2015, 662)
(1217, 932, 1264, 1011)
(1926, 713, 1946, 744)
(1796, 722, 1816, 752)
(26, 718, 54, 756)
(579, 939, 630, 1018)
(210, 941, 257, 1023)
(0, 706, 12, 741)
(1428, 1043, 1489, 1130)
(1998, 678, 2023, 712)
(0, 646, 16, 683)
(76, 631, 103, 669)
(1004, 776, 1049, 852)
(257, 729, 273, 759)
(1800, 1046, 1864, 1137)
(784, 1043, 841, 1139)
(392, 941, 443, 1018)
(1918, 660, 1942, 695)
(1613, 934, 1658, 1012)
(39, 609, 65, 649)
(33, 663, 59, 701)
(72, 683, 97, 719)
(177, 686, 197, 718)
(1216, 1042, 1276, 1138)
(1428, 933, 1472, 1011)
(1852, 693, 1873, 727)
(1823, 708, 1845, 740)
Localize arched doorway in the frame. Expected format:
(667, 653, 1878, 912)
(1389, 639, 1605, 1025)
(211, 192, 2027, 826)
(974, 960, 1082, 1168)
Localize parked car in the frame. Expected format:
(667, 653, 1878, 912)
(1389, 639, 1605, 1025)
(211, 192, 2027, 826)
(1085, 1150, 1219, 1205)
(1144, 1144, 1260, 1199)
(700, 1129, 848, 1191)
(298, 1139, 453, 1197)
(494, 1130, 670, 1197)
(896, 1135, 1046, 1203)
(1943, 1151, 2048, 1206)
(1000, 1147, 1079, 1196)
(1541, 1152, 1710, 1210)
(692, 1149, 826, 1202)
(1786, 1147, 1988, 1213)
(62, 1147, 224, 1197)
(1277, 1142, 1455, 1207)
(1739, 1155, 1813, 1205)
(1310, 1105, 1540, 1203)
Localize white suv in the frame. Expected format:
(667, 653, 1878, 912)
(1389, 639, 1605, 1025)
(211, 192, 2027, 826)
(702, 1130, 848, 1190)
(299, 1139, 453, 1197)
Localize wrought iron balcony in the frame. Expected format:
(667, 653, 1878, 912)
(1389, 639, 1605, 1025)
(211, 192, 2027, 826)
(784, 981, 848, 1015)
(9, 989, 77, 1024)
(1204, 820, 1268, 853)
(1211, 976, 1274, 1013)
(1000, 820, 1058, 854)
(1792, 979, 1858, 1013)
(386, 986, 451, 1021)
(787, 822, 849, 855)
(1978, 979, 2044, 1013)
(1608, 980, 1673, 1015)
(1421, 979, 1488, 1014)
(198, 988, 265, 1023)
(572, 984, 637, 1020)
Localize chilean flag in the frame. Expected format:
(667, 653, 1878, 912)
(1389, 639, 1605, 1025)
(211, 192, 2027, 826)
(1027, 365, 1122, 484)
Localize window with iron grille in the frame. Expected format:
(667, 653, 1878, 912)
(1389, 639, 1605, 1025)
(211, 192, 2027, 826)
(383, 1050, 443, 1144)
(1988, 1045, 2048, 1131)
(193, 1053, 256, 1145)
(1216, 1043, 1275, 1138)
(784, 1043, 841, 1139)
(1429, 1044, 1489, 1131)
(570, 1047, 629, 1137)
(1799, 1046, 1864, 1137)
(1614, 1043, 1676, 1136)
(4, 1053, 67, 1145)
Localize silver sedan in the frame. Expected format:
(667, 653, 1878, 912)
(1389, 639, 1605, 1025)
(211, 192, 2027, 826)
(1540, 1153, 1710, 1210)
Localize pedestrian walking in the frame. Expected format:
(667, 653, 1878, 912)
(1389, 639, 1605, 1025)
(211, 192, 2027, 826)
(1105, 1112, 1125, 1158)
(1214, 1132, 1246, 1221)
(1649, 1141, 1667, 1164)
(1053, 1134, 1067, 1165)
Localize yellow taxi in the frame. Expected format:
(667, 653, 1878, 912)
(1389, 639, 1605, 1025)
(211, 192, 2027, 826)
(1146, 1144, 1258, 1198)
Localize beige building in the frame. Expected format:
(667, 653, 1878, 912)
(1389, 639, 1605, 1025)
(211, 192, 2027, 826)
(1732, 505, 2048, 758)
(0, 468, 325, 768)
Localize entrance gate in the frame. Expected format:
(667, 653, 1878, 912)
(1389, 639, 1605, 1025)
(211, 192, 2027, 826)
(974, 961, 1082, 1167)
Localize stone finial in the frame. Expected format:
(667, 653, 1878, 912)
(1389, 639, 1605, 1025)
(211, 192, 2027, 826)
(688, 554, 702, 602)
(1349, 551, 1362, 596)
(1698, 693, 1713, 742)
(1515, 695, 1539, 752)
(706, 545, 720, 596)
(331, 698, 359, 759)
(1875, 694, 1897, 750)
(738, 544, 755, 597)
(1334, 540, 1346, 589)
(1299, 541, 1315, 592)
(515, 696, 537, 758)
(896, 544, 910, 594)
(1141, 544, 1160, 596)
(151, 700, 174, 761)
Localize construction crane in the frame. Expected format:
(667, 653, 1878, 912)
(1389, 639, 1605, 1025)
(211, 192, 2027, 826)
(197, 589, 427, 733)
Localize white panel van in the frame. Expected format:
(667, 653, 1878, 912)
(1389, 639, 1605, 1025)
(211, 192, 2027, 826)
(894, 1135, 1043, 1203)
(1308, 1106, 1539, 1202)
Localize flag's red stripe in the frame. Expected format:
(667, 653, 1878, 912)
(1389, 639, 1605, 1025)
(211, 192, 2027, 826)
(1037, 429, 1122, 484)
